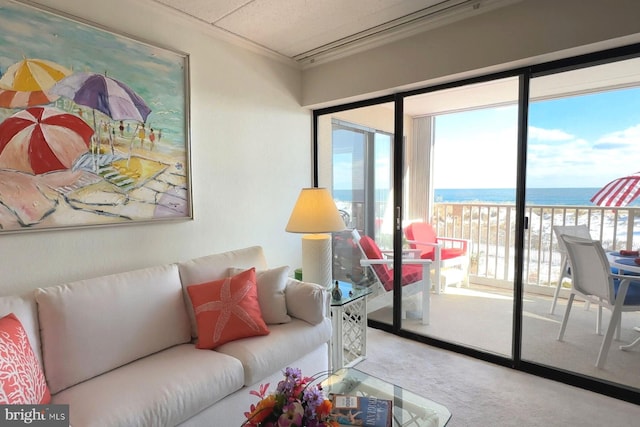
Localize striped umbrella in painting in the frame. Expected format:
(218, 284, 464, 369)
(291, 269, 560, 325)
(590, 172, 640, 207)
(0, 106, 93, 174)
(0, 58, 71, 108)
(51, 72, 151, 123)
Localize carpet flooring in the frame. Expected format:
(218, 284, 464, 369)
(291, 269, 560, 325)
(367, 284, 640, 390)
(356, 327, 640, 426)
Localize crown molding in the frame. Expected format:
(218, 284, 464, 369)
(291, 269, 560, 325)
(142, 0, 521, 71)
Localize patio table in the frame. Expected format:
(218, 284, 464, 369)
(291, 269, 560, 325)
(606, 252, 640, 350)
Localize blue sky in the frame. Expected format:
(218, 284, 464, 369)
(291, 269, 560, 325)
(333, 86, 640, 192)
(434, 87, 640, 189)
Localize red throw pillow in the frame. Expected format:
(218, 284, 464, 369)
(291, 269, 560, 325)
(0, 313, 51, 404)
(187, 268, 269, 349)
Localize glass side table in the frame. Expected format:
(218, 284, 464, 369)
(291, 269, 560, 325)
(330, 281, 372, 371)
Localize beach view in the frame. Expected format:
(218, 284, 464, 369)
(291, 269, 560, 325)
(312, 22, 640, 400)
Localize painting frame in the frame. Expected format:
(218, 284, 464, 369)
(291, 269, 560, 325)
(0, 0, 192, 234)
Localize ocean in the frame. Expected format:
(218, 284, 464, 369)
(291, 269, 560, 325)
(333, 188, 640, 207)
(435, 188, 616, 206)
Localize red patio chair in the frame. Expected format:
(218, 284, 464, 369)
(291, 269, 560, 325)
(404, 222, 469, 293)
(352, 229, 432, 325)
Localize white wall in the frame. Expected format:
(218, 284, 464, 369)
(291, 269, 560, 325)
(0, 0, 312, 296)
(302, 0, 640, 108)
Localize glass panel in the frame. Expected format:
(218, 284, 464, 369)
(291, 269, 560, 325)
(332, 124, 366, 232)
(395, 77, 519, 355)
(317, 103, 395, 327)
(374, 133, 393, 245)
(523, 57, 640, 392)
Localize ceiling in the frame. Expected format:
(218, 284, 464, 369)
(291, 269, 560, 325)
(151, 0, 512, 66)
(150, 0, 640, 115)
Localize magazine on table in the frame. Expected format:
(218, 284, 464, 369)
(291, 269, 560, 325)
(329, 393, 392, 427)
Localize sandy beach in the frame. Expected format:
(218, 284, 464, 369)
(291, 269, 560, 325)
(0, 130, 189, 232)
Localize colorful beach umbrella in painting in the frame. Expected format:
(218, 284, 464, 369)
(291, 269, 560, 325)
(0, 106, 93, 174)
(590, 171, 640, 207)
(0, 58, 72, 108)
(51, 72, 151, 122)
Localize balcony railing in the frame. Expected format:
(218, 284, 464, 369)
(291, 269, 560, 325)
(334, 201, 640, 295)
(432, 203, 640, 292)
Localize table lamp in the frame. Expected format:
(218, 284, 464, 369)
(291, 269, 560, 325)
(286, 187, 346, 288)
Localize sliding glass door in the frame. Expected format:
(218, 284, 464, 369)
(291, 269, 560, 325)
(396, 78, 520, 355)
(317, 102, 397, 324)
(522, 57, 640, 391)
(315, 47, 640, 402)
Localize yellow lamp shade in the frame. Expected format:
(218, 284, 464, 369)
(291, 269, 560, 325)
(285, 188, 345, 233)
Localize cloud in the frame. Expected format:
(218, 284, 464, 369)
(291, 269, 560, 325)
(433, 107, 640, 189)
(597, 124, 640, 146)
(593, 142, 629, 150)
(528, 126, 574, 141)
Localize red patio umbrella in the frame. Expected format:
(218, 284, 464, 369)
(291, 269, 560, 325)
(590, 172, 640, 207)
(0, 106, 93, 174)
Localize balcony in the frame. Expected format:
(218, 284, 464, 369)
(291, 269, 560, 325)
(333, 202, 640, 392)
(336, 201, 640, 285)
(432, 202, 640, 292)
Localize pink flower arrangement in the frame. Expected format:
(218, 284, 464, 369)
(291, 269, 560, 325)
(243, 367, 338, 427)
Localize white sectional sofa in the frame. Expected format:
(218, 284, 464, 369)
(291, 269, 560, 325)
(0, 246, 331, 426)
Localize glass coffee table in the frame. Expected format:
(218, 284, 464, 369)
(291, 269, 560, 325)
(322, 367, 451, 427)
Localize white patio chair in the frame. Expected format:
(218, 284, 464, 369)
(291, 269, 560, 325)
(550, 225, 592, 315)
(557, 234, 640, 368)
(351, 229, 432, 325)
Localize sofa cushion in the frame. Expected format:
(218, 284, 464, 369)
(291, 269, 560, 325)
(51, 344, 245, 427)
(0, 313, 51, 404)
(187, 268, 269, 349)
(178, 246, 268, 338)
(285, 279, 328, 325)
(0, 294, 41, 366)
(215, 317, 332, 386)
(36, 263, 191, 394)
(231, 266, 291, 324)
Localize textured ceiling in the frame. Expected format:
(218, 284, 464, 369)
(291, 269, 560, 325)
(149, 0, 640, 114)
(151, 0, 478, 61)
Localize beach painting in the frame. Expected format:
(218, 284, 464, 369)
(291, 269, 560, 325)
(0, 0, 191, 233)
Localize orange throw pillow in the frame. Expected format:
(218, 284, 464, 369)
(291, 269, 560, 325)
(187, 268, 269, 349)
(0, 313, 51, 404)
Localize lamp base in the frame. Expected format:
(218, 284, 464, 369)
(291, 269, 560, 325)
(301, 234, 332, 288)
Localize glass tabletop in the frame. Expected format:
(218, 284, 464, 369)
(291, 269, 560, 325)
(321, 367, 451, 427)
(330, 281, 372, 307)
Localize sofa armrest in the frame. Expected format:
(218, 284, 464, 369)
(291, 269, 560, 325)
(284, 278, 328, 325)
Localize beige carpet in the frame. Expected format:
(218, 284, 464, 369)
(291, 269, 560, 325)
(367, 284, 640, 390)
(356, 327, 640, 426)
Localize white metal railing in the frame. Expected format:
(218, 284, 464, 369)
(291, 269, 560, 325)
(432, 203, 640, 290)
(333, 200, 640, 293)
